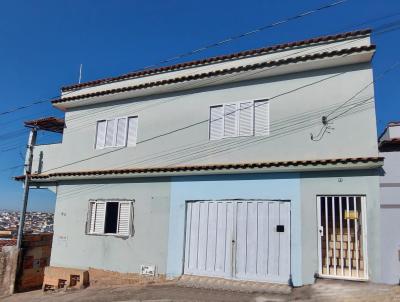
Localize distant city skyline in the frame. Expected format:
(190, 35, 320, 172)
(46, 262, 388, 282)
(0, 208, 54, 214)
(0, 210, 54, 233)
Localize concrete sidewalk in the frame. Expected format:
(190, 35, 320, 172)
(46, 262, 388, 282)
(2, 279, 400, 302)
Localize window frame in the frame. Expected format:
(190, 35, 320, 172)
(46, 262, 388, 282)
(208, 99, 269, 140)
(95, 115, 138, 150)
(86, 199, 134, 237)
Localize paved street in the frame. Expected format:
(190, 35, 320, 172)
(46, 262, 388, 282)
(2, 279, 400, 302)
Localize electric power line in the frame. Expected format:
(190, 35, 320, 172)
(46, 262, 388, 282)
(35, 71, 370, 175)
(0, 146, 22, 153)
(56, 102, 373, 198)
(0, 31, 359, 166)
(0, 164, 24, 173)
(1, 18, 396, 127)
(328, 62, 400, 120)
(0, 0, 350, 119)
(0, 44, 383, 175)
(310, 60, 400, 141)
(60, 33, 369, 133)
(134, 0, 348, 71)
(3, 15, 400, 176)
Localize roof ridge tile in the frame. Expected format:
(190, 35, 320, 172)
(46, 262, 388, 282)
(60, 29, 371, 92)
(53, 44, 375, 105)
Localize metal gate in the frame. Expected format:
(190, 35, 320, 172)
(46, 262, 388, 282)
(184, 200, 291, 283)
(317, 196, 368, 280)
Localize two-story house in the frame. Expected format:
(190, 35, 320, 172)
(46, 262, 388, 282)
(17, 29, 382, 287)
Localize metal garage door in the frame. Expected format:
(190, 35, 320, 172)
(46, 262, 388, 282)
(184, 200, 291, 283)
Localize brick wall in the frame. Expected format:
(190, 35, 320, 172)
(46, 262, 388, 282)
(16, 233, 53, 292)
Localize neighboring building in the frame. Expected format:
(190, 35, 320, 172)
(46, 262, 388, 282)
(17, 29, 382, 287)
(379, 122, 400, 284)
(0, 234, 52, 296)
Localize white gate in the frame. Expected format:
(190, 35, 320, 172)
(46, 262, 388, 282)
(317, 196, 368, 280)
(184, 200, 291, 283)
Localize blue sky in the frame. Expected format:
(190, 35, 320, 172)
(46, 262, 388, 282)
(0, 0, 399, 212)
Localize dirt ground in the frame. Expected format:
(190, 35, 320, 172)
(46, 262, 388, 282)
(2, 279, 400, 302)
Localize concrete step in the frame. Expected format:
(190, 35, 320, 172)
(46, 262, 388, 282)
(176, 275, 291, 295)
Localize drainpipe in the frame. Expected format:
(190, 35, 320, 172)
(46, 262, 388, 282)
(16, 127, 37, 249)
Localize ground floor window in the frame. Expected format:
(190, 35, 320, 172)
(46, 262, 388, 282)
(87, 200, 134, 236)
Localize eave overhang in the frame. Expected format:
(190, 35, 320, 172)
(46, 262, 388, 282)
(53, 45, 375, 110)
(61, 29, 372, 93)
(24, 117, 65, 133)
(379, 138, 400, 152)
(15, 157, 383, 183)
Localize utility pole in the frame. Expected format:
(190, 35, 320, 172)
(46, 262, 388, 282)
(16, 127, 37, 249)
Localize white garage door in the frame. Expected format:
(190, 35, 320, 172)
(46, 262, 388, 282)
(184, 200, 290, 283)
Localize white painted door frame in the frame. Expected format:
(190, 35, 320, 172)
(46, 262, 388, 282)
(317, 195, 368, 281)
(183, 199, 291, 284)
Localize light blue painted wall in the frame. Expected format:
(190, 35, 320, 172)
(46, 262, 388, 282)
(166, 173, 303, 286)
(31, 63, 378, 175)
(50, 178, 171, 274)
(300, 169, 381, 284)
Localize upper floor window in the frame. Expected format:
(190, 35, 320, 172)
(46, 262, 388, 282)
(86, 200, 134, 237)
(209, 100, 269, 140)
(95, 116, 138, 149)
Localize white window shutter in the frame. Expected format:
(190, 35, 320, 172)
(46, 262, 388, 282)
(239, 102, 253, 136)
(93, 202, 106, 233)
(127, 117, 138, 146)
(224, 104, 237, 137)
(209, 106, 223, 140)
(95, 121, 107, 149)
(254, 100, 269, 136)
(116, 118, 128, 147)
(117, 202, 131, 236)
(105, 119, 116, 147)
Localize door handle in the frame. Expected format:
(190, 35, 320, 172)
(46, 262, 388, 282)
(231, 238, 236, 277)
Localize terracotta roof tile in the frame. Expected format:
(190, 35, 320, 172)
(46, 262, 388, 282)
(24, 117, 65, 133)
(53, 45, 376, 105)
(379, 138, 400, 152)
(61, 29, 371, 92)
(15, 157, 383, 181)
(0, 239, 16, 248)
